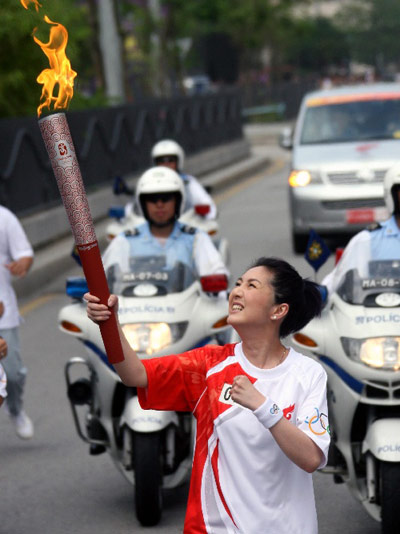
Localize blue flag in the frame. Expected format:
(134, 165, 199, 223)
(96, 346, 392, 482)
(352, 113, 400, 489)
(304, 229, 331, 272)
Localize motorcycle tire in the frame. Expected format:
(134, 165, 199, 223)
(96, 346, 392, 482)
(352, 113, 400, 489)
(380, 461, 400, 534)
(133, 431, 163, 526)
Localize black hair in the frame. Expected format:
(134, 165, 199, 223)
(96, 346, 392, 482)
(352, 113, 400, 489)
(392, 183, 400, 214)
(251, 257, 322, 338)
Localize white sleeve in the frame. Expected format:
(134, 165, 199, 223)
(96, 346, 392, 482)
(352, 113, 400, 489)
(6, 210, 34, 260)
(186, 175, 217, 219)
(322, 231, 371, 294)
(296, 367, 330, 468)
(193, 231, 229, 278)
(0, 363, 7, 399)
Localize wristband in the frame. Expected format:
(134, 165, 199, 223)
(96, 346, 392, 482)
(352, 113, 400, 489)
(253, 397, 283, 429)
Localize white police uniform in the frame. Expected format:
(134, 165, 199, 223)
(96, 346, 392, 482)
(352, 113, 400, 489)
(322, 215, 400, 294)
(102, 220, 228, 278)
(180, 173, 217, 219)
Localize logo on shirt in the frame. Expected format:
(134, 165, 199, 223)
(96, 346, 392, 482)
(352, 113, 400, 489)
(219, 383, 236, 406)
(305, 407, 330, 435)
(283, 404, 295, 420)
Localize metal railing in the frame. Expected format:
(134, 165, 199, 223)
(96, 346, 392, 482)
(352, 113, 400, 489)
(0, 89, 243, 216)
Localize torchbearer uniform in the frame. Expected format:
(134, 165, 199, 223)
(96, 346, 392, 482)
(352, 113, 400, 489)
(138, 343, 330, 534)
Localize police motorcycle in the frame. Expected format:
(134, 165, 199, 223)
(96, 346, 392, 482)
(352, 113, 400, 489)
(290, 259, 400, 534)
(59, 256, 230, 527)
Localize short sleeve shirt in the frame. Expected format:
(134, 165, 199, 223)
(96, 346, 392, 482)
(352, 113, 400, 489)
(0, 206, 34, 329)
(138, 343, 330, 534)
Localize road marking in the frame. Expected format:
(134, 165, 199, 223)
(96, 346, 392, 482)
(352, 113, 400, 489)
(20, 293, 58, 317)
(214, 158, 286, 205)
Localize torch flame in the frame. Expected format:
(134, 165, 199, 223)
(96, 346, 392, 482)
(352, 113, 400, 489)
(20, 0, 42, 11)
(33, 15, 77, 117)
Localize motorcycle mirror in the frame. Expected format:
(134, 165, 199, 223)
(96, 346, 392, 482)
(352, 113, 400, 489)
(201, 274, 228, 292)
(335, 247, 344, 265)
(194, 204, 211, 217)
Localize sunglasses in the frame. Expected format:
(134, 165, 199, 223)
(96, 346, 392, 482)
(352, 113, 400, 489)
(144, 193, 176, 203)
(155, 156, 178, 164)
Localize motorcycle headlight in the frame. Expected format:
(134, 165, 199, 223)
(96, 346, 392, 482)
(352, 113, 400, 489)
(341, 337, 400, 370)
(288, 170, 322, 187)
(121, 322, 188, 356)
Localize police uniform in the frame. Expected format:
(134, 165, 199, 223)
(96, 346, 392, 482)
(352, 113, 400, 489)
(322, 215, 400, 294)
(102, 220, 228, 279)
(181, 173, 217, 219)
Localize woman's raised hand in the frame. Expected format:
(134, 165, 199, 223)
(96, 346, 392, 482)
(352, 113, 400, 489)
(84, 293, 119, 323)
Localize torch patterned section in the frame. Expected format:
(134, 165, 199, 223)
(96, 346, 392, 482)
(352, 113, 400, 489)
(39, 113, 96, 245)
(39, 112, 124, 364)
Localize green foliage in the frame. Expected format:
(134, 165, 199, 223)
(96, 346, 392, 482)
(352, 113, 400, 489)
(0, 0, 100, 118)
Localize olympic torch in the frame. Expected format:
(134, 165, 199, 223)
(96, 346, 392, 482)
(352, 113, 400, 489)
(21, 2, 124, 364)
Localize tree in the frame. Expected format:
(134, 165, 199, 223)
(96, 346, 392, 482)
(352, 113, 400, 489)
(0, 0, 101, 118)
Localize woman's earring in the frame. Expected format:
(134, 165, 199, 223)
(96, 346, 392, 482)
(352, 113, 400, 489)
(272, 315, 277, 319)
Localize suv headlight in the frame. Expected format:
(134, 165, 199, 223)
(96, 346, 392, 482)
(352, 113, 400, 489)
(341, 337, 400, 370)
(289, 170, 322, 187)
(122, 322, 188, 356)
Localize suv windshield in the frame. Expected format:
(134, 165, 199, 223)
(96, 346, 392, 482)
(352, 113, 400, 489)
(106, 256, 196, 297)
(337, 260, 400, 306)
(300, 97, 400, 145)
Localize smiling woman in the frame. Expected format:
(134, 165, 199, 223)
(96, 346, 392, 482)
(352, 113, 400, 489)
(84, 256, 329, 534)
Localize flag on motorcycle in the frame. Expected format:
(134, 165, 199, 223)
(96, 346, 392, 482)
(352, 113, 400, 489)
(304, 229, 331, 272)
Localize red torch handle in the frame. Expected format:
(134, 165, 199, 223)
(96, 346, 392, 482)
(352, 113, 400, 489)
(38, 112, 124, 364)
(77, 241, 124, 364)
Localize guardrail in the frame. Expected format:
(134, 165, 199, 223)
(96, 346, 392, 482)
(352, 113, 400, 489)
(0, 89, 243, 217)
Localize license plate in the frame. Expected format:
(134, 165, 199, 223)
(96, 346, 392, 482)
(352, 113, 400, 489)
(346, 207, 389, 224)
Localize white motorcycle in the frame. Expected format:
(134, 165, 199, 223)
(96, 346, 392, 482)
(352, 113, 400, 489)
(290, 259, 400, 534)
(59, 257, 230, 526)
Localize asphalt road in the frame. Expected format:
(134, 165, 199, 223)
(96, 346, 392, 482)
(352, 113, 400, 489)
(0, 142, 381, 534)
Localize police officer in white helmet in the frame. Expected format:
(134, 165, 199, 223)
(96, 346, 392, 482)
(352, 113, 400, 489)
(103, 166, 228, 282)
(322, 164, 400, 294)
(151, 139, 217, 219)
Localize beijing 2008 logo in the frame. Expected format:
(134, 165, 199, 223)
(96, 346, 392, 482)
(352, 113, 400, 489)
(58, 142, 68, 156)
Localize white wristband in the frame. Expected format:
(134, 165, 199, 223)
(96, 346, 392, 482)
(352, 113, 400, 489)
(253, 397, 283, 429)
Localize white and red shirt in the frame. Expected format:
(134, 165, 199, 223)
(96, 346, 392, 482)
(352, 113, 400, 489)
(138, 343, 330, 534)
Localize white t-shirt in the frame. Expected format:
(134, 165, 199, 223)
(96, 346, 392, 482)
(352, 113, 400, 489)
(0, 206, 34, 329)
(138, 342, 330, 534)
(0, 363, 7, 399)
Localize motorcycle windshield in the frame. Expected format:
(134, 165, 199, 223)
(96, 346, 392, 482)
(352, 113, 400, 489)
(106, 256, 196, 297)
(337, 260, 400, 306)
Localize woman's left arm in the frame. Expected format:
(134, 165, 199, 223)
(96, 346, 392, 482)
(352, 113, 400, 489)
(231, 375, 324, 473)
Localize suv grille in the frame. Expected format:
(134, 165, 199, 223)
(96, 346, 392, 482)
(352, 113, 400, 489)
(328, 170, 386, 184)
(322, 198, 385, 210)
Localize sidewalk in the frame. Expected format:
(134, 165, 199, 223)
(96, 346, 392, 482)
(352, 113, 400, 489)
(15, 123, 288, 298)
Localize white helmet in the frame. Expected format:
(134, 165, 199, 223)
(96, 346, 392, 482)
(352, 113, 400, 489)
(383, 164, 400, 213)
(151, 139, 185, 171)
(135, 166, 186, 219)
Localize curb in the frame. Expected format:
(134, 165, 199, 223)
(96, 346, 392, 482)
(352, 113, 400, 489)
(14, 149, 271, 299)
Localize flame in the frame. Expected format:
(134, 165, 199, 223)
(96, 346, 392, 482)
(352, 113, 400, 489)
(32, 15, 77, 117)
(20, 0, 41, 12)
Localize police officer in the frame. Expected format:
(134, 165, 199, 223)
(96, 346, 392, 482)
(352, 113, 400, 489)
(103, 166, 228, 281)
(151, 139, 217, 219)
(323, 164, 400, 294)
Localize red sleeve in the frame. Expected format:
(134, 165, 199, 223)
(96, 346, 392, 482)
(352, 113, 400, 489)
(137, 349, 208, 412)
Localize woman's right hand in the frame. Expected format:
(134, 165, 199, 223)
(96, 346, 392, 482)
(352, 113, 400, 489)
(84, 293, 119, 323)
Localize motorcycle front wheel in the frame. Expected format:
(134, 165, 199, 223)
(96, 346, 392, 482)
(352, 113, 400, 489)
(380, 461, 400, 534)
(133, 431, 163, 526)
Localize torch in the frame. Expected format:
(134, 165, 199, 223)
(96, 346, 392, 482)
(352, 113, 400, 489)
(21, 2, 124, 364)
